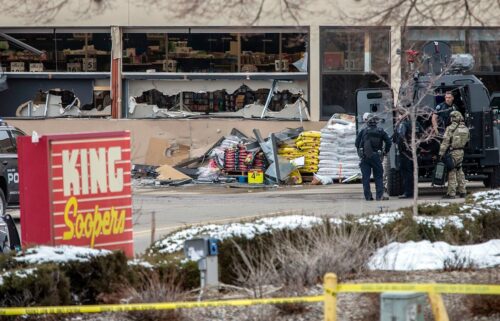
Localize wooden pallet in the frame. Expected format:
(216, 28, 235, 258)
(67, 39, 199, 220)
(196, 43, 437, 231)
(223, 171, 248, 176)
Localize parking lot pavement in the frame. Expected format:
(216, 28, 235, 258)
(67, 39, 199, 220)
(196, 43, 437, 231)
(9, 182, 486, 254)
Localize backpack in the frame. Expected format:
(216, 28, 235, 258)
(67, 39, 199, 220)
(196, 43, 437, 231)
(360, 127, 383, 158)
(451, 123, 470, 149)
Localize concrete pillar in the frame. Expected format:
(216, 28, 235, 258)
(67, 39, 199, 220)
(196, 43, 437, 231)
(390, 26, 402, 102)
(309, 23, 321, 121)
(111, 26, 123, 119)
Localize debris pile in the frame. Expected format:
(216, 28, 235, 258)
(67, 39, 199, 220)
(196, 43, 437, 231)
(134, 115, 362, 187)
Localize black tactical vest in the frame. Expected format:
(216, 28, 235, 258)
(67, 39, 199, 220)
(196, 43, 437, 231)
(362, 126, 384, 158)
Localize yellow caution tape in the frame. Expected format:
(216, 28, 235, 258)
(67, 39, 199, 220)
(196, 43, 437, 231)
(0, 296, 324, 316)
(2, 283, 499, 316)
(327, 283, 500, 296)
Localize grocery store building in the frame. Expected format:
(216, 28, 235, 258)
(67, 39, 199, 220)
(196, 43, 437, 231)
(0, 0, 498, 162)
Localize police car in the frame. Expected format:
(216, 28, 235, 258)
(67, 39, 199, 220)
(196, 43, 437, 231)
(0, 120, 25, 215)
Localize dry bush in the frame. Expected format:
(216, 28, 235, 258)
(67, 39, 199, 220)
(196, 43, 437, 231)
(443, 252, 477, 272)
(229, 222, 388, 316)
(271, 223, 386, 286)
(230, 239, 278, 298)
(120, 269, 186, 321)
(465, 295, 500, 317)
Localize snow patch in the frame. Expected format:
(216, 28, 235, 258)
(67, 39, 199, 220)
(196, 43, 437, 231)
(15, 246, 112, 264)
(357, 212, 404, 226)
(128, 259, 154, 269)
(414, 215, 464, 229)
(154, 215, 324, 253)
(0, 268, 37, 286)
(368, 240, 500, 271)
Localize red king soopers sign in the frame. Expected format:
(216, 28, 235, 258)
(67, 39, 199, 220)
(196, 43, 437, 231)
(18, 131, 134, 256)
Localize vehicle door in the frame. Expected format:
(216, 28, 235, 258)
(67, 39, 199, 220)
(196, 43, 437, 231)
(491, 93, 500, 128)
(0, 130, 19, 203)
(355, 88, 395, 166)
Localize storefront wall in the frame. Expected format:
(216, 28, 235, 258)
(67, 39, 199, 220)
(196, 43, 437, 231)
(7, 118, 326, 164)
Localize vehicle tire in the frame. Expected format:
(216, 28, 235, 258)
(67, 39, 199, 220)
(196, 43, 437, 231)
(0, 189, 6, 216)
(484, 166, 500, 188)
(388, 168, 402, 196)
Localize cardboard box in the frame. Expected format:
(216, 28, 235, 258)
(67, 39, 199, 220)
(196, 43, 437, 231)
(29, 63, 44, 72)
(125, 48, 136, 57)
(145, 138, 190, 166)
(229, 41, 239, 56)
(10, 62, 25, 72)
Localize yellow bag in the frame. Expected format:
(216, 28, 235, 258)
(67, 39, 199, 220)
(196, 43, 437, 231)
(299, 131, 321, 139)
(278, 147, 299, 153)
(288, 169, 303, 185)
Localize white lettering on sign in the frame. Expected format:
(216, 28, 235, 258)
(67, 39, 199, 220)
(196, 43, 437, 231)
(62, 147, 124, 196)
(7, 172, 19, 184)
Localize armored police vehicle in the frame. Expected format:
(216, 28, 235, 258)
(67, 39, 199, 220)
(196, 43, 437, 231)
(356, 41, 500, 196)
(0, 120, 25, 215)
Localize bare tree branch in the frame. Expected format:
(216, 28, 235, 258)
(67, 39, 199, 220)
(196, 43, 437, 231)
(342, 0, 498, 28)
(0, 0, 111, 23)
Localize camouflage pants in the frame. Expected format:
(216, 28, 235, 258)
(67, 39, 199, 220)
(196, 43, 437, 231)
(447, 150, 466, 196)
(382, 154, 390, 196)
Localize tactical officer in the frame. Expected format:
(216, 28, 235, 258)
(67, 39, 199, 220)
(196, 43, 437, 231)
(432, 91, 458, 136)
(394, 114, 414, 198)
(355, 113, 392, 201)
(439, 111, 470, 198)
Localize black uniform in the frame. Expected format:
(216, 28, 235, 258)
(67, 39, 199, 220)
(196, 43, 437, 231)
(434, 102, 457, 135)
(355, 122, 392, 200)
(395, 118, 414, 198)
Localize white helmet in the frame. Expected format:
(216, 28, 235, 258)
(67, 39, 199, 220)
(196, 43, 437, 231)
(363, 112, 373, 122)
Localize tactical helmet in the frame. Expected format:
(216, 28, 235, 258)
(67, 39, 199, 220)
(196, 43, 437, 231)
(363, 112, 378, 124)
(450, 110, 464, 122)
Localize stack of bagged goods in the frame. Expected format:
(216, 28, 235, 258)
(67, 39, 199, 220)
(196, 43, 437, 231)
(247, 151, 267, 171)
(224, 145, 267, 173)
(210, 135, 241, 168)
(224, 147, 238, 171)
(317, 116, 360, 180)
(198, 135, 241, 181)
(277, 131, 321, 174)
(295, 131, 321, 174)
(278, 139, 302, 160)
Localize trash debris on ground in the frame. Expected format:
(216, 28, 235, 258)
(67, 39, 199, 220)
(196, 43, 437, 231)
(134, 117, 362, 188)
(131, 164, 159, 179)
(156, 165, 191, 181)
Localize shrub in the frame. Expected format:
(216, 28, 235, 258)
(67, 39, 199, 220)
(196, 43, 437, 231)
(122, 269, 186, 321)
(466, 295, 500, 316)
(60, 251, 135, 304)
(0, 265, 70, 307)
(476, 210, 500, 241)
